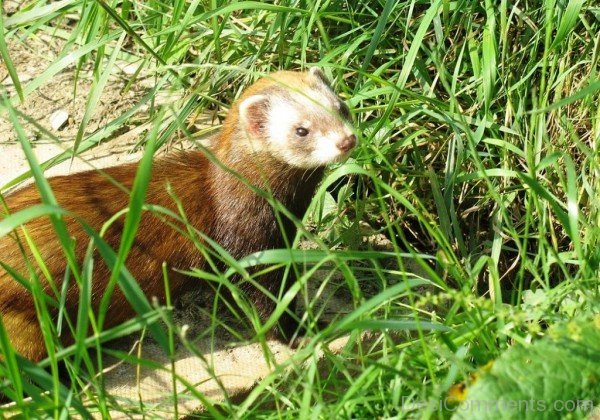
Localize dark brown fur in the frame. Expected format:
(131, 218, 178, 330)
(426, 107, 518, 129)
(0, 71, 341, 361)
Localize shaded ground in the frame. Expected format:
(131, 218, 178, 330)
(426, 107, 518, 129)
(0, 35, 178, 187)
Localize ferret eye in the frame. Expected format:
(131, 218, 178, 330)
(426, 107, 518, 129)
(296, 127, 309, 137)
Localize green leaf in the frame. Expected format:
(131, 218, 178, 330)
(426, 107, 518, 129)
(3, 0, 78, 28)
(0, 13, 24, 101)
(72, 32, 125, 156)
(534, 79, 600, 113)
(453, 317, 600, 419)
(95, 115, 168, 351)
(0, 204, 68, 237)
(360, 0, 397, 73)
(550, 0, 585, 50)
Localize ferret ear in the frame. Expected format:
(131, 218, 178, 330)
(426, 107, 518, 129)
(309, 67, 332, 87)
(238, 94, 269, 137)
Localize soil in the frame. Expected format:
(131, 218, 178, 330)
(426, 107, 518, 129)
(0, 34, 195, 188)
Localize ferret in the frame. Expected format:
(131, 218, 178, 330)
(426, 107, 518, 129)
(0, 68, 356, 362)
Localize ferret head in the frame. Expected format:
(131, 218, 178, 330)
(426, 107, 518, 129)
(235, 69, 357, 169)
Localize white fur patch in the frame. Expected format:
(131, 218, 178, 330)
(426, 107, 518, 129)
(263, 85, 356, 168)
(311, 131, 346, 165)
(267, 99, 299, 147)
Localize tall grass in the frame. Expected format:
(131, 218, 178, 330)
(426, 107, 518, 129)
(1, 0, 599, 417)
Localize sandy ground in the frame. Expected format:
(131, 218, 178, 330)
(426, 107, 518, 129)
(0, 36, 367, 416)
(93, 281, 359, 417)
(0, 34, 154, 185)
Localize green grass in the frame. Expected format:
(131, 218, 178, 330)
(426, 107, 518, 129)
(1, 0, 599, 417)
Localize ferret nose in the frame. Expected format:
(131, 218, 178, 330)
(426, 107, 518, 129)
(337, 134, 357, 152)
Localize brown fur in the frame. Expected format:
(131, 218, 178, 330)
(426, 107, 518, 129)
(0, 70, 350, 361)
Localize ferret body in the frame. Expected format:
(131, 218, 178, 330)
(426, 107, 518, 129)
(0, 69, 356, 361)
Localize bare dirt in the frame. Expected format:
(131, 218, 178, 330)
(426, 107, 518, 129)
(0, 36, 154, 186)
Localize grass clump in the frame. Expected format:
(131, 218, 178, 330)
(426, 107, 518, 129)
(1, 0, 599, 417)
